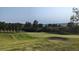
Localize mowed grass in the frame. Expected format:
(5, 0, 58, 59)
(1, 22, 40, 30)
(0, 32, 79, 51)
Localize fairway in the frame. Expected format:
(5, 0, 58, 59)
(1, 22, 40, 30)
(0, 32, 79, 51)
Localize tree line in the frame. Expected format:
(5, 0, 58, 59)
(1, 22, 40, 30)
(0, 7, 79, 34)
(0, 19, 79, 34)
(0, 20, 61, 32)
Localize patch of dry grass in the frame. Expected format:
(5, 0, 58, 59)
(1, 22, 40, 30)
(0, 32, 79, 51)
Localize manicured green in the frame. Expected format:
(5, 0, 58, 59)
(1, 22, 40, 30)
(0, 32, 79, 51)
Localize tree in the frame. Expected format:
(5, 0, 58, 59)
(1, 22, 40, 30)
(67, 8, 79, 33)
(32, 20, 38, 31)
(0, 22, 6, 32)
(14, 23, 23, 32)
(23, 22, 32, 32)
(33, 20, 38, 27)
(70, 8, 79, 25)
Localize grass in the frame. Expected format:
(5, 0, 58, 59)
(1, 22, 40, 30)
(0, 32, 79, 51)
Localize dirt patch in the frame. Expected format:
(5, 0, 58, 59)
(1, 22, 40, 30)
(48, 37, 68, 41)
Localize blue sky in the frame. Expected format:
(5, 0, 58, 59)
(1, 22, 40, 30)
(0, 7, 73, 24)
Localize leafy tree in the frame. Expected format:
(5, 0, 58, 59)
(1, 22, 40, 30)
(32, 20, 38, 31)
(70, 8, 79, 25)
(23, 22, 32, 32)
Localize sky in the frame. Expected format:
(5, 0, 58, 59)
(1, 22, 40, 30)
(0, 7, 73, 24)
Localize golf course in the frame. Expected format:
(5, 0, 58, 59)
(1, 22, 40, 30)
(0, 32, 79, 51)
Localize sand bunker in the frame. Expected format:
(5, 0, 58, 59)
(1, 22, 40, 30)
(48, 37, 68, 41)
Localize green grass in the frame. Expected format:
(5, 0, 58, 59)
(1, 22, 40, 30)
(0, 32, 79, 51)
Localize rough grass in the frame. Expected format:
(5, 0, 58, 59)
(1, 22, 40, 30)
(0, 32, 79, 51)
